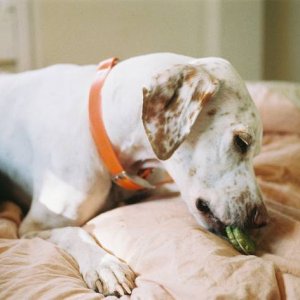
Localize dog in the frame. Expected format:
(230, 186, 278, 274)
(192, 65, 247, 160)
(0, 53, 268, 296)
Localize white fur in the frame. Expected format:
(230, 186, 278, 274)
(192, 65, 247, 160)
(0, 53, 268, 295)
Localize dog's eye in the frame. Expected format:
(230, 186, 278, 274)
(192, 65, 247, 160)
(234, 133, 251, 154)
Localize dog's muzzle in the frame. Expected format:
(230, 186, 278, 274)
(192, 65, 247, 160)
(195, 198, 269, 233)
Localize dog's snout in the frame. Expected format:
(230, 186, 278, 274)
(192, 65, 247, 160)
(248, 205, 269, 228)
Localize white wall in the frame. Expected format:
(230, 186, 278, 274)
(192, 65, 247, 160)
(18, 0, 264, 80)
(218, 0, 264, 80)
(29, 0, 214, 67)
(1, 0, 299, 81)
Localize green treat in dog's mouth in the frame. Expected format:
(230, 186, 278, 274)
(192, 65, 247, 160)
(225, 226, 256, 255)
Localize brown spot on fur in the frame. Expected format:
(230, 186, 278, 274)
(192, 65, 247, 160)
(185, 67, 197, 81)
(220, 112, 230, 116)
(189, 168, 196, 176)
(235, 190, 251, 205)
(207, 108, 217, 116)
(191, 89, 201, 102)
(191, 83, 216, 107)
(238, 105, 250, 113)
(169, 138, 175, 147)
(166, 96, 183, 113)
(201, 91, 214, 106)
(143, 95, 165, 122)
(151, 126, 167, 156)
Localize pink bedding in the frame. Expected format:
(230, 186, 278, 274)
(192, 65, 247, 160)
(0, 81, 300, 299)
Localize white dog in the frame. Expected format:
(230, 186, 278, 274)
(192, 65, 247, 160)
(0, 53, 268, 296)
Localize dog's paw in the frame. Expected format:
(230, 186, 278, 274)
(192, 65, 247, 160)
(82, 253, 136, 296)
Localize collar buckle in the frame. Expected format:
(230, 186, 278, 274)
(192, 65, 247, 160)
(112, 171, 155, 190)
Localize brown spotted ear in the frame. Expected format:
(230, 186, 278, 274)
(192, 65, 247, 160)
(142, 64, 219, 160)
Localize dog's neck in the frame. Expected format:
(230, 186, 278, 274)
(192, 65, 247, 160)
(89, 58, 161, 190)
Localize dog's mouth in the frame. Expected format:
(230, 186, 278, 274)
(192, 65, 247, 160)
(195, 198, 226, 235)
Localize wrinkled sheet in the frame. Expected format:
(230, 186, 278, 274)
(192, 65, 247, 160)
(0, 81, 300, 299)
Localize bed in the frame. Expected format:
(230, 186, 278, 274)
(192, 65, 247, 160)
(0, 81, 300, 300)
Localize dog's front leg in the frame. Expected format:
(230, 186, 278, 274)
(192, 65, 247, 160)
(18, 169, 136, 296)
(21, 227, 135, 296)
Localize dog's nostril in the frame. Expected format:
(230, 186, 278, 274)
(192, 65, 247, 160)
(250, 206, 268, 228)
(196, 198, 210, 213)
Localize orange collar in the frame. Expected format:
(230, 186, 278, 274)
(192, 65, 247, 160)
(88, 58, 155, 190)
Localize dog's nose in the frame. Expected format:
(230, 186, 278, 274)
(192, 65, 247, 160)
(248, 204, 269, 228)
(196, 198, 211, 214)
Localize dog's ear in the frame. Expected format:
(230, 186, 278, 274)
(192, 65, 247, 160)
(142, 64, 219, 160)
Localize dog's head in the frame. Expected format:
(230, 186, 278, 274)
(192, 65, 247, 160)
(142, 58, 268, 233)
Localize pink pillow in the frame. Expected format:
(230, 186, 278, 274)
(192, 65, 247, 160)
(247, 81, 300, 134)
